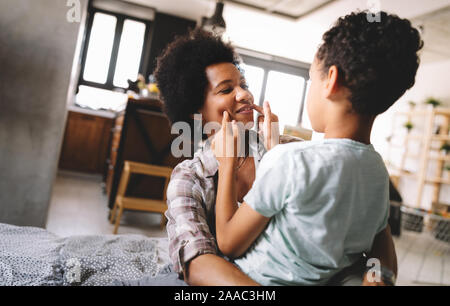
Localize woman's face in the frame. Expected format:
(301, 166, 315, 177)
(199, 62, 255, 129)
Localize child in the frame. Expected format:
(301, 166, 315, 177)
(213, 11, 423, 285)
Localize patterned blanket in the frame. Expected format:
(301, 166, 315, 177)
(0, 223, 169, 286)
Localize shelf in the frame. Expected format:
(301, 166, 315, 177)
(390, 106, 450, 209)
(385, 162, 416, 178)
(431, 135, 450, 141)
(391, 172, 416, 179)
(407, 154, 421, 159)
(428, 155, 450, 161)
(395, 107, 450, 117)
(395, 110, 430, 116)
(406, 134, 423, 141)
(435, 108, 450, 116)
(425, 177, 450, 184)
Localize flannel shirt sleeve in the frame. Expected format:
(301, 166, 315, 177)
(165, 165, 218, 276)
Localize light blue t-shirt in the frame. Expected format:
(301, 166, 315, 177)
(234, 138, 390, 286)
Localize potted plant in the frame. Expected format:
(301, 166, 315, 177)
(425, 97, 441, 108)
(444, 163, 450, 181)
(404, 121, 414, 133)
(440, 142, 450, 155)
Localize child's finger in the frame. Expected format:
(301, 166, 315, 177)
(218, 111, 229, 157)
(263, 101, 272, 121)
(231, 120, 238, 135)
(257, 113, 264, 124)
(263, 102, 272, 147)
(232, 120, 239, 157)
(252, 104, 264, 115)
(222, 110, 230, 126)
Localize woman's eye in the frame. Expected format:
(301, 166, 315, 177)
(220, 88, 233, 94)
(241, 84, 249, 90)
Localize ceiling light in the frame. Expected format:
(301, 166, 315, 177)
(202, 1, 226, 36)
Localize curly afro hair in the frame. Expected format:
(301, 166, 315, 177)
(316, 11, 423, 115)
(154, 28, 239, 126)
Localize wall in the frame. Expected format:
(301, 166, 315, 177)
(146, 12, 196, 75)
(0, 0, 86, 227)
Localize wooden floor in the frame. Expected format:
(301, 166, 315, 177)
(46, 170, 449, 286)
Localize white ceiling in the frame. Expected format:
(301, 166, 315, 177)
(124, 0, 450, 21)
(222, 0, 335, 18)
(123, 0, 450, 62)
(124, 0, 212, 21)
(412, 5, 450, 63)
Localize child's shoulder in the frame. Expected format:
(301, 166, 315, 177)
(267, 138, 380, 169)
(270, 139, 327, 156)
(262, 140, 323, 167)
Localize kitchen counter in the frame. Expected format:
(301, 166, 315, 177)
(67, 104, 117, 119)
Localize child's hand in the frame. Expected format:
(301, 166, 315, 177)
(212, 111, 240, 168)
(254, 101, 279, 151)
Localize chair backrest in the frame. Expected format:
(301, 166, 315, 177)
(109, 98, 185, 207)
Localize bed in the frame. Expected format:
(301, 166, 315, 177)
(0, 223, 171, 286)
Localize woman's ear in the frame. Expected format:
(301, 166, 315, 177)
(324, 65, 339, 99)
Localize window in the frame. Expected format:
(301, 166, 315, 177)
(238, 51, 310, 134)
(78, 8, 151, 91)
(113, 19, 146, 87)
(83, 13, 117, 84)
(240, 64, 264, 108)
(264, 71, 306, 133)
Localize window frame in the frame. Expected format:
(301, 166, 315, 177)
(77, 6, 152, 91)
(238, 49, 310, 126)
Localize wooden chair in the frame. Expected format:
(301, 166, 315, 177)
(109, 160, 172, 234)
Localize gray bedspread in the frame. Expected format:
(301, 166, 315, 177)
(0, 223, 170, 286)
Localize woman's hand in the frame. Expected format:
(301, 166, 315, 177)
(211, 111, 241, 168)
(253, 101, 279, 151)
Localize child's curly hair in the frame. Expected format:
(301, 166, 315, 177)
(316, 11, 424, 115)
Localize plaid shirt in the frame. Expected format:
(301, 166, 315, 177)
(165, 132, 302, 275)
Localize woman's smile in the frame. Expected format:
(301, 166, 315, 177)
(202, 62, 256, 127)
(236, 104, 254, 115)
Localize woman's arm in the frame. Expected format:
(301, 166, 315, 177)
(165, 166, 219, 276)
(184, 254, 260, 286)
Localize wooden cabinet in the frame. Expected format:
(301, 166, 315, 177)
(105, 112, 124, 196)
(59, 110, 114, 174)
